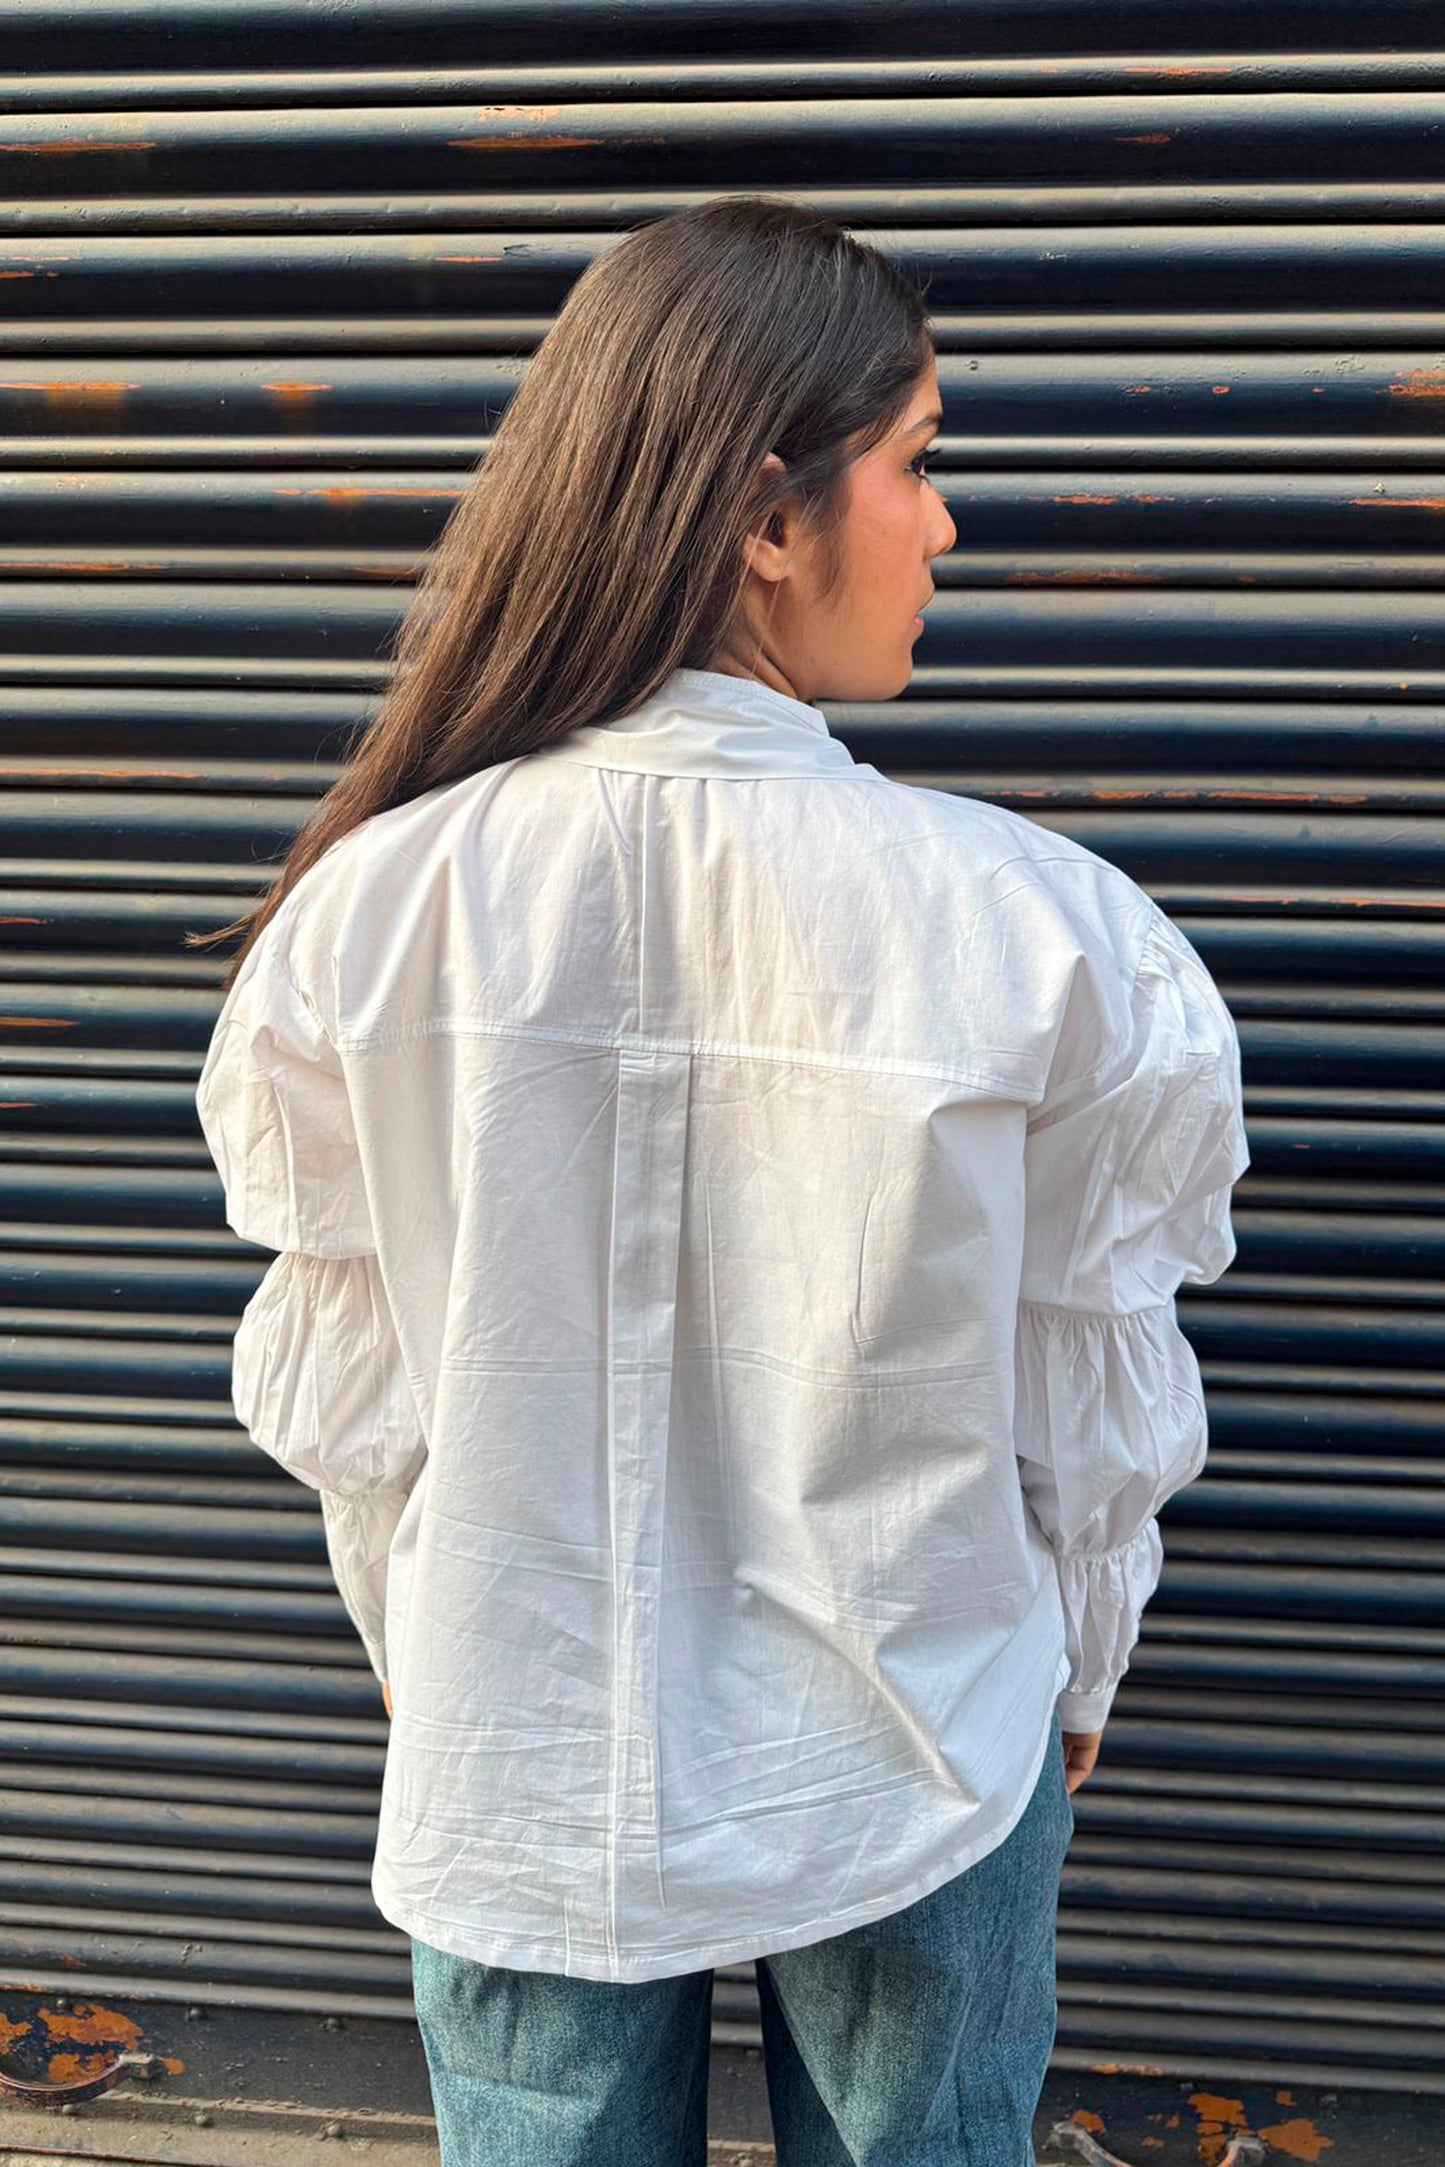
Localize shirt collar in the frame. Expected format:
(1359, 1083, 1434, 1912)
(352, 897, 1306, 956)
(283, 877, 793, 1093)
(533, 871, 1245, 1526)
(528, 666, 872, 780)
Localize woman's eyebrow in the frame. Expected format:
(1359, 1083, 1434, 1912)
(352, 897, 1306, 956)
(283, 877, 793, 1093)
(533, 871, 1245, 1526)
(906, 411, 943, 436)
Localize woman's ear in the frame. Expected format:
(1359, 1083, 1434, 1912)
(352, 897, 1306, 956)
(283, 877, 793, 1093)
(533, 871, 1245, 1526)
(741, 450, 795, 584)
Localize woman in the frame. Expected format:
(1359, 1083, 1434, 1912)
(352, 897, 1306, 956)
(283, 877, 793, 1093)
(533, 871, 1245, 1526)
(192, 195, 1248, 2167)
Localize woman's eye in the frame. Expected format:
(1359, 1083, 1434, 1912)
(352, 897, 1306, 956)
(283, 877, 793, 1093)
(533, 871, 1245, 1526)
(909, 449, 931, 479)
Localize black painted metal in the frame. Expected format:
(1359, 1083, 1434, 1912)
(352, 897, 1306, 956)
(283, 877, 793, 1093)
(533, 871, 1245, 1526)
(0, 4, 1441, 2146)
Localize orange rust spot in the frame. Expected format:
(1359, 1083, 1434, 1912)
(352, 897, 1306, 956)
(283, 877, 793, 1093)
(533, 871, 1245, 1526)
(1006, 570, 1160, 585)
(1257, 2118, 1335, 2162)
(0, 377, 134, 398)
(1123, 62, 1237, 76)
(1124, 383, 1152, 393)
(1190, 2090, 1248, 2126)
(1068, 2108, 1106, 2133)
(1115, 132, 1172, 145)
(472, 105, 562, 121)
(1212, 384, 1232, 394)
(0, 2011, 27, 2051)
(1053, 493, 1117, 505)
(3, 380, 135, 415)
(10, 765, 196, 781)
(262, 381, 331, 413)
(0, 1017, 73, 1030)
(1089, 2061, 1168, 2075)
(2, 137, 156, 157)
(1388, 370, 1445, 398)
(3, 561, 169, 574)
(42, 2003, 143, 2048)
(161, 2054, 186, 2074)
(447, 134, 605, 154)
(48, 2052, 104, 2080)
(269, 485, 460, 505)
(0, 1100, 38, 1108)
(1276, 2091, 1297, 2105)
(0, 916, 45, 924)
(431, 253, 505, 265)
(1350, 495, 1445, 511)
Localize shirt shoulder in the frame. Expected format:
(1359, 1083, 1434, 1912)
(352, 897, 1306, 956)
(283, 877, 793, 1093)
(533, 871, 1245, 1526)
(868, 776, 1161, 972)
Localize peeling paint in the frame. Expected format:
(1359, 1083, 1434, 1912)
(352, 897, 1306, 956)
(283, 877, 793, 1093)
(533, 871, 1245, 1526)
(41, 2001, 122, 2044)
(271, 485, 461, 503)
(0, 379, 136, 416)
(3, 560, 170, 573)
(1122, 63, 1237, 77)
(1, 138, 156, 156)
(262, 380, 331, 411)
(1388, 370, 1445, 398)
(1006, 571, 1162, 585)
(1188, 2090, 1250, 2166)
(1256, 2117, 1335, 2162)
(447, 135, 605, 154)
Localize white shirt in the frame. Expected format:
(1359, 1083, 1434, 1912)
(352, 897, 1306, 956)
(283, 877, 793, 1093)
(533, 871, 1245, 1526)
(196, 664, 1249, 1985)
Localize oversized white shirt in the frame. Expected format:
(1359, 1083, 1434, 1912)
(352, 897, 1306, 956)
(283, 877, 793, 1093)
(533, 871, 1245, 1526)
(196, 664, 1249, 1984)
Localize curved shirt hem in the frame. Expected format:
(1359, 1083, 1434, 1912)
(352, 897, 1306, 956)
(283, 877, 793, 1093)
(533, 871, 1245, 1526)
(376, 1667, 1067, 1986)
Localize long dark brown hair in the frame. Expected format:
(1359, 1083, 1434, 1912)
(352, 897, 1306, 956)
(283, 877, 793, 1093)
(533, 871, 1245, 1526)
(187, 193, 933, 991)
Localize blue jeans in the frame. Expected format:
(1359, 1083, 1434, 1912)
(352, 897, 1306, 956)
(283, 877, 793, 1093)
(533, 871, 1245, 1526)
(410, 1711, 1074, 2166)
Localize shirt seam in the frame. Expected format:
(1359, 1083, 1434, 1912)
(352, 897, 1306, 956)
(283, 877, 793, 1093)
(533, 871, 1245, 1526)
(1018, 1294, 1175, 1325)
(333, 1012, 1033, 1096)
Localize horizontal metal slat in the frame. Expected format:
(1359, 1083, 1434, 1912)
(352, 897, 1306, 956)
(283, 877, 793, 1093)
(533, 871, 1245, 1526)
(0, 1713, 383, 1782)
(11, 222, 1445, 323)
(7, 1857, 377, 1928)
(9, 364, 1445, 459)
(0, 1760, 382, 1818)
(0, 1643, 392, 1717)
(8, 93, 1445, 203)
(17, 59, 1445, 121)
(0, 0, 1436, 73)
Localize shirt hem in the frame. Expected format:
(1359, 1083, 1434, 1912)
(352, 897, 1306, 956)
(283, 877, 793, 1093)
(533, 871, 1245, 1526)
(375, 1671, 1066, 1985)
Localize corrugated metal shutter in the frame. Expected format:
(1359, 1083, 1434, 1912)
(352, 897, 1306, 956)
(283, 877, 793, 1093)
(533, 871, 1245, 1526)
(2, 0, 1442, 2118)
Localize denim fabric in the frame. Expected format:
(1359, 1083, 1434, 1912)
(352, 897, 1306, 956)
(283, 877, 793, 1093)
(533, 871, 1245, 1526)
(409, 1711, 1074, 2167)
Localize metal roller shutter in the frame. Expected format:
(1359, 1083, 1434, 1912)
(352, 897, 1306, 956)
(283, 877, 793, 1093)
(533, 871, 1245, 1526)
(1, 0, 1441, 2148)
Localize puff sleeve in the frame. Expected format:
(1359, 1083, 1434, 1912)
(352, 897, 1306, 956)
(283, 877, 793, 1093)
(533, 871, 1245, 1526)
(197, 926, 426, 1684)
(195, 926, 376, 1259)
(1015, 904, 1249, 1733)
(233, 1250, 426, 1684)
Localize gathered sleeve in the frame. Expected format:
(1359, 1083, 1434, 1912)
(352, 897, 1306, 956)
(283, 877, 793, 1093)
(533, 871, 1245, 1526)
(233, 1251, 426, 1684)
(197, 926, 425, 1686)
(195, 925, 377, 1259)
(1015, 905, 1249, 1733)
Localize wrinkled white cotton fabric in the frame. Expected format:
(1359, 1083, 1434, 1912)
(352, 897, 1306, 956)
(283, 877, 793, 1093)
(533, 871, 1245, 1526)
(196, 664, 1249, 1983)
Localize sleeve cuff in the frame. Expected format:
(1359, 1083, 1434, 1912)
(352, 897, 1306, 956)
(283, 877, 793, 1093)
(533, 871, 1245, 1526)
(1056, 1678, 1121, 1732)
